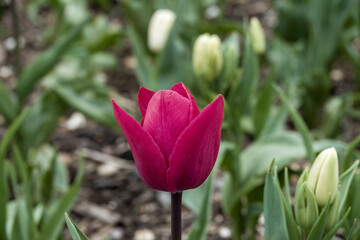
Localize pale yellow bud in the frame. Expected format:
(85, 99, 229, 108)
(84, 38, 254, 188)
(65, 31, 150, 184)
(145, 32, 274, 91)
(192, 33, 223, 82)
(148, 9, 176, 53)
(307, 147, 339, 207)
(249, 17, 266, 54)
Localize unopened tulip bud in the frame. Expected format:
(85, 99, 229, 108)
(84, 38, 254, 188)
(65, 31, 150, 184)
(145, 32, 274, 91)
(308, 147, 339, 207)
(148, 9, 176, 53)
(295, 182, 319, 230)
(193, 33, 223, 82)
(325, 192, 340, 231)
(249, 17, 266, 54)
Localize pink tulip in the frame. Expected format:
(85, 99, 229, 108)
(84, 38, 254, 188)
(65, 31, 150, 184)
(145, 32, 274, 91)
(112, 83, 224, 193)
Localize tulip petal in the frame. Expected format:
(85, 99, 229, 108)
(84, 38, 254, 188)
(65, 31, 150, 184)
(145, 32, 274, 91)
(138, 87, 155, 118)
(171, 82, 200, 120)
(167, 95, 224, 192)
(112, 99, 168, 191)
(142, 90, 191, 165)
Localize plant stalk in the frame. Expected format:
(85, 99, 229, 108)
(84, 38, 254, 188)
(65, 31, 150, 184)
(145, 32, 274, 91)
(171, 192, 182, 240)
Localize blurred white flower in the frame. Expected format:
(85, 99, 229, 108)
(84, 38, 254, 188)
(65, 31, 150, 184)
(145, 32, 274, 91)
(193, 33, 223, 82)
(249, 17, 266, 54)
(147, 9, 176, 53)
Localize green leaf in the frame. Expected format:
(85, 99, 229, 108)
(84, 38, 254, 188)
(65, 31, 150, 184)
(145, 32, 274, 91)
(127, 25, 151, 87)
(186, 176, 213, 240)
(241, 131, 306, 184)
(323, 207, 351, 240)
(345, 218, 358, 240)
(343, 135, 360, 170)
(264, 164, 289, 240)
(38, 157, 84, 240)
(219, 33, 240, 93)
(0, 108, 28, 240)
(16, 20, 87, 102)
(338, 160, 359, 215)
(6, 202, 17, 240)
(0, 80, 19, 123)
(12, 145, 36, 240)
(53, 84, 117, 127)
(19, 93, 66, 152)
(284, 168, 291, 206)
(258, 105, 287, 140)
(65, 213, 89, 240)
(307, 198, 332, 240)
(273, 84, 314, 162)
(252, 68, 275, 137)
(228, 29, 259, 118)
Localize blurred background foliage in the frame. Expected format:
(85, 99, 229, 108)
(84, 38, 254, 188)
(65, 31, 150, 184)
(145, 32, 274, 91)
(0, 0, 360, 239)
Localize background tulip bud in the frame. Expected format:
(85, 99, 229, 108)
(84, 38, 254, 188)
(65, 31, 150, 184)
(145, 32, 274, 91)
(307, 147, 339, 207)
(249, 17, 266, 54)
(325, 192, 340, 232)
(192, 33, 223, 82)
(148, 9, 176, 53)
(295, 182, 319, 231)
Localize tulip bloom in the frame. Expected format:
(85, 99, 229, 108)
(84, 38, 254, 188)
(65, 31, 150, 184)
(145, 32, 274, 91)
(112, 83, 224, 193)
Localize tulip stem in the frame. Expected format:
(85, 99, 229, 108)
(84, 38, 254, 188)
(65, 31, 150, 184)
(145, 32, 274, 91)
(171, 192, 182, 240)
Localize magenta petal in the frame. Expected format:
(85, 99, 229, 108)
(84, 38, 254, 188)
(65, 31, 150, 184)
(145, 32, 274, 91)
(171, 82, 200, 121)
(166, 95, 224, 193)
(138, 87, 155, 117)
(112, 99, 168, 191)
(142, 90, 191, 165)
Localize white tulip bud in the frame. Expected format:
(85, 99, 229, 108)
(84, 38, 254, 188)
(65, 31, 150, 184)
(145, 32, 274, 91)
(147, 9, 176, 53)
(249, 17, 266, 54)
(307, 147, 339, 207)
(192, 33, 223, 82)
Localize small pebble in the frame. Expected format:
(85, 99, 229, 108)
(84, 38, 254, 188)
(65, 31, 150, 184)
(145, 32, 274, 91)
(157, 191, 171, 207)
(0, 66, 13, 78)
(4, 37, 16, 50)
(65, 112, 87, 130)
(330, 69, 344, 82)
(133, 229, 155, 240)
(219, 226, 231, 238)
(111, 227, 124, 240)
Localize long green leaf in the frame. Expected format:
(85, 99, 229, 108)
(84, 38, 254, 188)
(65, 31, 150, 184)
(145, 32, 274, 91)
(264, 164, 289, 240)
(0, 80, 19, 123)
(16, 20, 87, 102)
(252, 68, 275, 137)
(65, 213, 89, 240)
(338, 160, 359, 214)
(228, 29, 259, 117)
(229, 27, 259, 116)
(12, 145, 36, 240)
(38, 158, 84, 240)
(0, 108, 28, 240)
(343, 135, 360, 170)
(323, 207, 351, 240)
(53, 84, 116, 127)
(127, 25, 151, 87)
(273, 84, 314, 162)
(307, 198, 331, 240)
